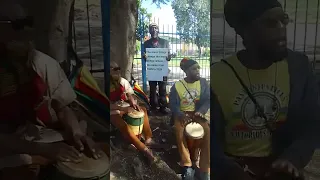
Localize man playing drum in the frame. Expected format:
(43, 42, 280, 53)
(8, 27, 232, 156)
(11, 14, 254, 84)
(0, 2, 104, 180)
(212, 0, 320, 179)
(169, 58, 210, 180)
(109, 61, 157, 164)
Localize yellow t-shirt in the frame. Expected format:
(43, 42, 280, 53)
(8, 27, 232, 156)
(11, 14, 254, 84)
(174, 79, 201, 112)
(211, 55, 290, 157)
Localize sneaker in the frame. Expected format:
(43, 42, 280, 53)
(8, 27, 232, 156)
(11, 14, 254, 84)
(181, 166, 195, 180)
(195, 167, 210, 180)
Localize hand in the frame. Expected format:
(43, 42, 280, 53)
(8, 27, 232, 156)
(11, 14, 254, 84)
(129, 97, 141, 111)
(265, 159, 303, 180)
(40, 142, 82, 163)
(131, 100, 141, 111)
(166, 54, 171, 61)
(143, 52, 147, 60)
(194, 112, 207, 122)
(122, 106, 135, 113)
(194, 112, 204, 118)
(180, 114, 193, 126)
(71, 132, 102, 160)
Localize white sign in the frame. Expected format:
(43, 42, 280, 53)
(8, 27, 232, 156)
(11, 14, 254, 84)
(146, 48, 169, 81)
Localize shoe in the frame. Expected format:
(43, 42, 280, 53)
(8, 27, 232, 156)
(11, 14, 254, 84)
(181, 166, 195, 180)
(195, 167, 210, 180)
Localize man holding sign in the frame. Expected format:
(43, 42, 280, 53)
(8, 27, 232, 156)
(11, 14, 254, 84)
(143, 23, 171, 114)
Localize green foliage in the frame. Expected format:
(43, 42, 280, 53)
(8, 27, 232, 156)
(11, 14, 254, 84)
(172, 0, 210, 52)
(135, 40, 141, 54)
(136, 0, 170, 41)
(136, 0, 152, 41)
(151, 0, 170, 7)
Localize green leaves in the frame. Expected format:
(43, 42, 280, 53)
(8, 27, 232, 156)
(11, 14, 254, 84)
(172, 0, 210, 55)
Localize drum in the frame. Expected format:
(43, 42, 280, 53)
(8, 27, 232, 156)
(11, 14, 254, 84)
(184, 122, 204, 140)
(184, 122, 204, 164)
(50, 152, 110, 180)
(123, 110, 145, 136)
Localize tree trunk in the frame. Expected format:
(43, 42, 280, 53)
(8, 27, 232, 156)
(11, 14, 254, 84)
(210, 0, 214, 64)
(27, 0, 75, 74)
(110, 0, 137, 80)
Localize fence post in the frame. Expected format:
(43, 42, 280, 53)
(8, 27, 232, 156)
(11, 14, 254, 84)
(140, 13, 147, 92)
(101, 0, 109, 96)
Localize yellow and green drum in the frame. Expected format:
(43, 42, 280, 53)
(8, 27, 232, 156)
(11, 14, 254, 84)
(123, 110, 145, 137)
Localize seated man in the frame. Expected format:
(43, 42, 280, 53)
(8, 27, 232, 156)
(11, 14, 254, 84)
(169, 58, 210, 180)
(0, 3, 103, 180)
(109, 61, 156, 163)
(211, 0, 320, 180)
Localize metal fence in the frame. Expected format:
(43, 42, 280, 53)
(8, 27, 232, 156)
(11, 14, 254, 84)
(211, 0, 320, 69)
(69, 0, 105, 91)
(135, 16, 211, 92)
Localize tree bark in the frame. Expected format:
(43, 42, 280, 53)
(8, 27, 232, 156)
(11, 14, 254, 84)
(110, 0, 137, 80)
(27, 0, 75, 73)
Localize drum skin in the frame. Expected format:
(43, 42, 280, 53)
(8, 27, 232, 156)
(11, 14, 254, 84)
(184, 122, 205, 140)
(123, 110, 144, 136)
(51, 151, 110, 180)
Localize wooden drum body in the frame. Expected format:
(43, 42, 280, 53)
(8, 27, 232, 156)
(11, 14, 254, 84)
(50, 152, 110, 180)
(184, 122, 205, 163)
(123, 110, 145, 136)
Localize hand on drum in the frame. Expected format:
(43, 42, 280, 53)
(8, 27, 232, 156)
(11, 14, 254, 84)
(122, 106, 135, 113)
(130, 99, 141, 111)
(180, 114, 193, 126)
(194, 112, 205, 119)
(40, 142, 83, 163)
(71, 132, 103, 160)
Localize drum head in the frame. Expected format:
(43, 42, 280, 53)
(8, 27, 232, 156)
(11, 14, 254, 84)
(56, 152, 110, 178)
(185, 122, 204, 139)
(127, 110, 144, 118)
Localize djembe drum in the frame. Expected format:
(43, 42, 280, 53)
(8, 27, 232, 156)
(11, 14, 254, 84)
(123, 110, 145, 138)
(50, 152, 110, 180)
(184, 122, 205, 165)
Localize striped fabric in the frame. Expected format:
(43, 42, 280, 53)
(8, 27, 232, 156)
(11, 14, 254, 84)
(69, 65, 110, 119)
(131, 81, 150, 108)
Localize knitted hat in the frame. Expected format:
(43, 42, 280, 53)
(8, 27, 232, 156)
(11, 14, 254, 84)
(180, 57, 198, 71)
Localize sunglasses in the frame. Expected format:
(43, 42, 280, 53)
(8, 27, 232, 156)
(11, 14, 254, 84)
(111, 67, 121, 71)
(0, 16, 34, 31)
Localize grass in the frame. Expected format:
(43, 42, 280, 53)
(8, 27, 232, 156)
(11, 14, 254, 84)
(212, 0, 320, 24)
(133, 55, 211, 68)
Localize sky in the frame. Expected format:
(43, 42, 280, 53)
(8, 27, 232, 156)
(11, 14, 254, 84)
(141, 0, 177, 33)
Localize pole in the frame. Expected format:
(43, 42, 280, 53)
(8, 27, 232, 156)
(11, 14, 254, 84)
(140, 12, 147, 92)
(101, 0, 110, 96)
